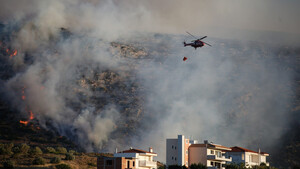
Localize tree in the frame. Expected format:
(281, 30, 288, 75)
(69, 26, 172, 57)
(56, 147, 67, 154)
(0, 143, 14, 156)
(50, 156, 61, 164)
(46, 146, 56, 153)
(32, 157, 46, 165)
(65, 153, 75, 160)
(190, 163, 207, 169)
(29, 146, 43, 156)
(168, 164, 188, 169)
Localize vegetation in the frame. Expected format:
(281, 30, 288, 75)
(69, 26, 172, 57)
(46, 146, 56, 153)
(50, 156, 62, 164)
(56, 163, 72, 169)
(56, 146, 68, 154)
(0, 143, 14, 156)
(29, 146, 43, 156)
(190, 163, 207, 169)
(168, 164, 188, 169)
(65, 153, 75, 160)
(2, 159, 15, 169)
(12, 143, 30, 156)
(32, 156, 46, 165)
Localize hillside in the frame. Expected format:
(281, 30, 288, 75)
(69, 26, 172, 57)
(0, 23, 300, 169)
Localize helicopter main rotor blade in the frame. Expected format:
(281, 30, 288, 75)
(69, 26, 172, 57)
(199, 36, 207, 40)
(203, 41, 212, 47)
(186, 31, 198, 39)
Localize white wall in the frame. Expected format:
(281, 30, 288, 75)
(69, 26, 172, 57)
(166, 139, 178, 166)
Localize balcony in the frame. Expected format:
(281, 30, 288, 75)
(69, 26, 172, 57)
(139, 160, 157, 167)
(207, 155, 232, 162)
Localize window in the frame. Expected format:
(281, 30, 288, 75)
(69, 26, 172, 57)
(186, 150, 188, 154)
(186, 140, 188, 143)
(175, 157, 177, 161)
(211, 161, 214, 166)
(172, 156, 174, 160)
(175, 146, 176, 150)
(106, 160, 113, 166)
(127, 161, 130, 168)
(133, 161, 135, 167)
(172, 145, 174, 149)
(211, 150, 214, 154)
(242, 154, 245, 160)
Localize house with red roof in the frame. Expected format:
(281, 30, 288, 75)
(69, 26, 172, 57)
(188, 141, 232, 169)
(225, 146, 269, 167)
(97, 147, 157, 169)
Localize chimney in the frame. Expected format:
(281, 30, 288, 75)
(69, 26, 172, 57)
(204, 140, 208, 144)
(149, 147, 153, 153)
(115, 147, 118, 153)
(130, 147, 133, 150)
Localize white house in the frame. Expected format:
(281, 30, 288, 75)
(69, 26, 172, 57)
(114, 147, 157, 169)
(225, 146, 269, 167)
(188, 141, 232, 169)
(166, 135, 198, 167)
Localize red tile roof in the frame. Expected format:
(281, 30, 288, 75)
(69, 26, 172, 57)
(230, 146, 269, 155)
(120, 148, 156, 154)
(189, 144, 231, 151)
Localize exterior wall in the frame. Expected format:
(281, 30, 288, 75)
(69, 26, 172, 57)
(166, 139, 178, 166)
(184, 138, 190, 166)
(226, 152, 245, 164)
(188, 146, 207, 166)
(226, 152, 269, 168)
(178, 135, 185, 166)
(97, 156, 136, 169)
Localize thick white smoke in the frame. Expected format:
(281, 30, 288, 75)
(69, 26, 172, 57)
(0, 0, 298, 163)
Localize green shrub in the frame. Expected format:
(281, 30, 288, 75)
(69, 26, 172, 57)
(32, 157, 46, 165)
(68, 150, 76, 154)
(3, 159, 15, 169)
(29, 146, 43, 156)
(56, 147, 67, 154)
(50, 156, 61, 164)
(56, 163, 72, 169)
(46, 146, 56, 153)
(190, 163, 207, 169)
(14, 143, 30, 155)
(65, 153, 75, 160)
(0, 143, 14, 155)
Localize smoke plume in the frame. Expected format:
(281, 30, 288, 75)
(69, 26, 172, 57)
(0, 0, 299, 163)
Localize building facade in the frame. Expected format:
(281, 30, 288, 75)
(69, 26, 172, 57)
(188, 141, 232, 169)
(98, 147, 157, 169)
(225, 146, 269, 167)
(97, 156, 136, 169)
(166, 135, 198, 167)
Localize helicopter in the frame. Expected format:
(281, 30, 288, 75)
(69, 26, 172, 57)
(183, 31, 211, 49)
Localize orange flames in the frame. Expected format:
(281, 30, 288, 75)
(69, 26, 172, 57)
(19, 86, 35, 126)
(0, 41, 18, 58)
(19, 120, 28, 125)
(29, 111, 34, 120)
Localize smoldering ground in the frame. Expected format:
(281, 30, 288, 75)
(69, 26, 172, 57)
(0, 0, 299, 163)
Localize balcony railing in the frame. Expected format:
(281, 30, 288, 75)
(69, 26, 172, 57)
(139, 160, 157, 167)
(207, 155, 232, 162)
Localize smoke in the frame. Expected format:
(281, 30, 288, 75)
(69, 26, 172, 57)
(0, 0, 298, 164)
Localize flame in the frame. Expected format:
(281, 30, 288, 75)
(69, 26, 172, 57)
(29, 111, 34, 120)
(9, 50, 18, 58)
(0, 42, 18, 58)
(19, 120, 28, 125)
